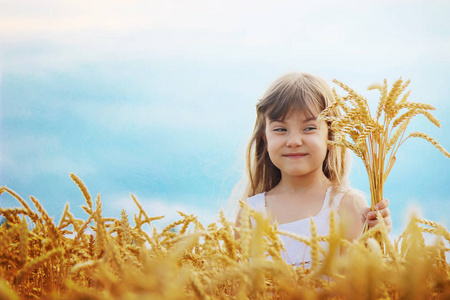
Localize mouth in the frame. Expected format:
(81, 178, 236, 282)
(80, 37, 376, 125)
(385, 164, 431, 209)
(282, 153, 307, 158)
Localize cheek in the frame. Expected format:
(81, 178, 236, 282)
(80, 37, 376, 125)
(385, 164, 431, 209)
(307, 136, 328, 154)
(265, 136, 281, 162)
(318, 128, 330, 149)
(265, 139, 276, 158)
(265, 134, 281, 150)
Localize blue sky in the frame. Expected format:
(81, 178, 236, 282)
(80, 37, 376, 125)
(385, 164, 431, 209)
(1, 0, 449, 234)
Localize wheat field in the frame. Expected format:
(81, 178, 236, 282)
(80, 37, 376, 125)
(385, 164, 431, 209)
(0, 174, 449, 299)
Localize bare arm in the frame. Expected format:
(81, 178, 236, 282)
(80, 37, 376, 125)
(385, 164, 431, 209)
(337, 189, 368, 241)
(338, 190, 392, 241)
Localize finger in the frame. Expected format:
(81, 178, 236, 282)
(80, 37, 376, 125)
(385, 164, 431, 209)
(367, 210, 384, 220)
(367, 219, 379, 227)
(367, 215, 392, 228)
(361, 206, 371, 216)
(368, 219, 389, 228)
(374, 199, 389, 211)
(376, 208, 390, 218)
(360, 207, 371, 221)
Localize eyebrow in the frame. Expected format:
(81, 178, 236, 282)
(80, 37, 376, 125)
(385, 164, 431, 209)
(269, 119, 285, 123)
(269, 117, 317, 123)
(304, 117, 317, 122)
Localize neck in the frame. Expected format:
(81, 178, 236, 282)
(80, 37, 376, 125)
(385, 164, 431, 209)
(276, 171, 330, 194)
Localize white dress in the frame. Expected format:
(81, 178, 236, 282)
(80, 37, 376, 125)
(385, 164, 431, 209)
(247, 186, 345, 267)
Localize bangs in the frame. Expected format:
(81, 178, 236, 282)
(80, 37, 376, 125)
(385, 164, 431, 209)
(259, 80, 325, 121)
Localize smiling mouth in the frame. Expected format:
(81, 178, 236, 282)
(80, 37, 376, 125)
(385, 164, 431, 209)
(283, 153, 307, 158)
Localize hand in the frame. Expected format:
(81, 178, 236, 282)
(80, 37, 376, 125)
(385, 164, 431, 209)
(361, 199, 392, 233)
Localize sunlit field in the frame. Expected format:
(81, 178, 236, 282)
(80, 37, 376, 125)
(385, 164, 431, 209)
(0, 174, 449, 299)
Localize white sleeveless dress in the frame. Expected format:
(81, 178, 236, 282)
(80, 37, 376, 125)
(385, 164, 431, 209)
(247, 186, 345, 267)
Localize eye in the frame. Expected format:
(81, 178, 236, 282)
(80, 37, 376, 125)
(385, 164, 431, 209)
(304, 126, 317, 132)
(273, 127, 287, 132)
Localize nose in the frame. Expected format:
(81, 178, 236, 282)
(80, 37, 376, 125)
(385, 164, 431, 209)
(286, 131, 302, 148)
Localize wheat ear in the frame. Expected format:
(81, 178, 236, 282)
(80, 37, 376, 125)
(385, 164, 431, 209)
(70, 173, 93, 210)
(405, 132, 450, 158)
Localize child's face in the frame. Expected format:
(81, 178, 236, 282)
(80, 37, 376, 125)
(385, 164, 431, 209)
(264, 109, 329, 179)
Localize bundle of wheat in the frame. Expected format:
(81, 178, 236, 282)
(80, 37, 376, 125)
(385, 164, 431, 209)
(318, 78, 449, 235)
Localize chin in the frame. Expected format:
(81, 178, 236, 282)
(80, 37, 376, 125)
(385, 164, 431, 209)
(285, 170, 309, 177)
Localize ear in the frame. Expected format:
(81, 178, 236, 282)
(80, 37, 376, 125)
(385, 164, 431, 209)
(262, 133, 267, 143)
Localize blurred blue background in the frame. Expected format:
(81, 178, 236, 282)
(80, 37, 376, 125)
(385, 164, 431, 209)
(1, 0, 449, 235)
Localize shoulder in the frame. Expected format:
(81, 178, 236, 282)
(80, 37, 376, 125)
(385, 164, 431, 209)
(337, 188, 368, 214)
(235, 193, 265, 228)
(247, 193, 265, 210)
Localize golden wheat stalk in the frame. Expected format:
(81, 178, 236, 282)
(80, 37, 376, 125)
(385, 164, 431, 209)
(70, 173, 93, 211)
(319, 78, 449, 231)
(15, 248, 63, 283)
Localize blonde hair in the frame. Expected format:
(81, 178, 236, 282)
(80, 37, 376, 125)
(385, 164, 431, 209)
(244, 72, 349, 198)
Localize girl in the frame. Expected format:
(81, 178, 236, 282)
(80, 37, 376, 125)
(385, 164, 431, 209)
(236, 72, 391, 266)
